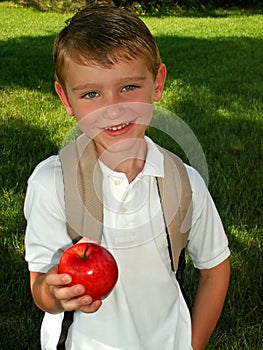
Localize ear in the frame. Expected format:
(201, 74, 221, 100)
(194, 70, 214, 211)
(54, 81, 74, 116)
(153, 63, 167, 102)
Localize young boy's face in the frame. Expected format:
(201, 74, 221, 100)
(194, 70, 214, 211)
(55, 56, 166, 155)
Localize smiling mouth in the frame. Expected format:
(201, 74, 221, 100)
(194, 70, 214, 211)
(104, 122, 131, 131)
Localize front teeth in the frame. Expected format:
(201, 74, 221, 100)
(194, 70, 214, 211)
(105, 122, 130, 131)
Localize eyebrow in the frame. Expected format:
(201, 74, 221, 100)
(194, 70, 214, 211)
(71, 76, 147, 92)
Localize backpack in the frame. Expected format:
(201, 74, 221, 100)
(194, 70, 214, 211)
(57, 133, 192, 350)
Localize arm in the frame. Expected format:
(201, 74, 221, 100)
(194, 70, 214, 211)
(191, 258, 230, 350)
(30, 266, 102, 314)
(25, 162, 102, 313)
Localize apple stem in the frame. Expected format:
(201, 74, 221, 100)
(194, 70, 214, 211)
(83, 243, 90, 260)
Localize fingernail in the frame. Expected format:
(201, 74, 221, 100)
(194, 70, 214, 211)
(82, 296, 92, 304)
(62, 275, 71, 283)
(75, 285, 84, 294)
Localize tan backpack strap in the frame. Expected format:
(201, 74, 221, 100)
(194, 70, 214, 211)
(59, 134, 103, 242)
(156, 145, 192, 271)
(60, 136, 192, 271)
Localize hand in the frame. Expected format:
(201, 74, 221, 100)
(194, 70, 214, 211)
(45, 265, 102, 313)
(29, 237, 103, 314)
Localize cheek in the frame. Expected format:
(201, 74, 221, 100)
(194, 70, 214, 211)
(77, 109, 102, 138)
(70, 101, 97, 123)
(138, 89, 155, 103)
(78, 116, 95, 137)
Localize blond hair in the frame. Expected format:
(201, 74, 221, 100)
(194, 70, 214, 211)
(53, 6, 162, 88)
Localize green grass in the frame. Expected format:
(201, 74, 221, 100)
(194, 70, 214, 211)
(0, 2, 262, 349)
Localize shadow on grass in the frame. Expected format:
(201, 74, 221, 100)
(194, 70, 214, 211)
(0, 33, 262, 96)
(214, 226, 262, 349)
(157, 35, 263, 99)
(0, 118, 58, 349)
(0, 116, 59, 190)
(183, 225, 263, 349)
(0, 234, 43, 349)
(0, 34, 56, 93)
(155, 35, 263, 228)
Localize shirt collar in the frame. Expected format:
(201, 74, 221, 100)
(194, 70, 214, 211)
(99, 136, 164, 179)
(142, 136, 164, 178)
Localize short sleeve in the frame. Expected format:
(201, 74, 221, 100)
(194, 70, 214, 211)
(24, 156, 72, 273)
(185, 165, 230, 270)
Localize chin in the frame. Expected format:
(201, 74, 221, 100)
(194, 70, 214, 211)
(97, 137, 146, 158)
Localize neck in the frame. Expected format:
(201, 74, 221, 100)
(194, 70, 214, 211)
(98, 139, 147, 183)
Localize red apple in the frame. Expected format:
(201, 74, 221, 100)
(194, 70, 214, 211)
(58, 243, 118, 300)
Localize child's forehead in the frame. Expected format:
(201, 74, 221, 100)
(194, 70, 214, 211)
(64, 54, 149, 72)
(62, 55, 154, 89)
(57, 45, 158, 87)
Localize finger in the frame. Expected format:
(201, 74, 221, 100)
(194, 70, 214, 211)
(53, 284, 86, 303)
(79, 299, 102, 313)
(46, 271, 72, 287)
(60, 293, 96, 312)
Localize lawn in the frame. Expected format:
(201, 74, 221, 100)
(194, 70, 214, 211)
(0, 2, 262, 349)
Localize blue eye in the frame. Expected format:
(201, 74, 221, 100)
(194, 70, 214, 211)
(122, 85, 138, 92)
(83, 91, 99, 99)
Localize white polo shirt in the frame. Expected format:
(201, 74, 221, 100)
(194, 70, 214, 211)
(24, 137, 230, 350)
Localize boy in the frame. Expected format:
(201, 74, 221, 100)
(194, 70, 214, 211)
(24, 6, 230, 350)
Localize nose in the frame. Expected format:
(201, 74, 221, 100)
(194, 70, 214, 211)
(101, 102, 126, 120)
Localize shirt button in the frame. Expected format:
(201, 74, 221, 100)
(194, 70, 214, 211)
(114, 180, 121, 186)
(120, 207, 127, 213)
